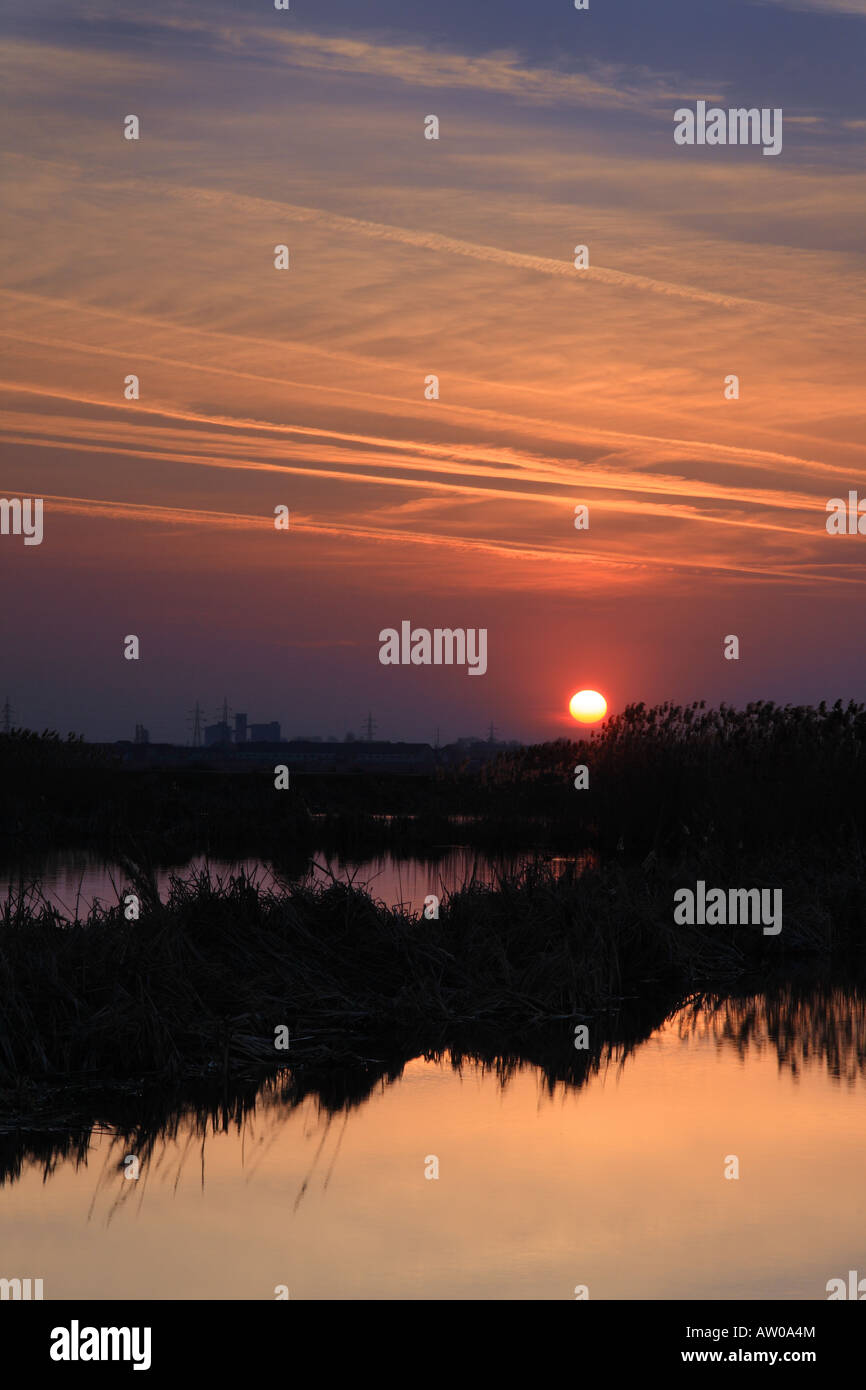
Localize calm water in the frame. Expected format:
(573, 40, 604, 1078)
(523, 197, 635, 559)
(2, 990, 864, 1299)
(1, 847, 587, 918)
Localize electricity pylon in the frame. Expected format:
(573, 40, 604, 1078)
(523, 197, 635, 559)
(188, 701, 206, 747)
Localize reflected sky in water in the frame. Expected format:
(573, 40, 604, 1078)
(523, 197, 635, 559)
(2, 988, 864, 1300)
(0, 847, 590, 919)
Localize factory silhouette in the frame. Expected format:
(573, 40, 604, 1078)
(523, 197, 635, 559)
(120, 700, 520, 774)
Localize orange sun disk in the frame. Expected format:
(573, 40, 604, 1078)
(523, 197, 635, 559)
(569, 690, 607, 724)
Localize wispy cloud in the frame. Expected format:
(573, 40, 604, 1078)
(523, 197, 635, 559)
(3, 3, 864, 733)
(31, 493, 857, 589)
(176, 185, 769, 312)
(3, 13, 707, 113)
(757, 0, 866, 13)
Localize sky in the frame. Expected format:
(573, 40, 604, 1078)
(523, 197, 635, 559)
(1, 0, 864, 744)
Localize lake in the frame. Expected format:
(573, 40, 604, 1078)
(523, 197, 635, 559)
(0, 846, 591, 919)
(1, 987, 863, 1299)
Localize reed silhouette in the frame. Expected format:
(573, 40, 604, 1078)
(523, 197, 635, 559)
(2, 976, 863, 1192)
(2, 701, 863, 1150)
(1, 857, 863, 1107)
(2, 700, 864, 859)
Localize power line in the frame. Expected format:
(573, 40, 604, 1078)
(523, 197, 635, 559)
(187, 700, 206, 747)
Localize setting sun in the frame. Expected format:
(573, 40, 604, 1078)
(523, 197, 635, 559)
(569, 690, 608, 724)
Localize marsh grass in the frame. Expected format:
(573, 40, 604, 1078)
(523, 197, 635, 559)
(4, 699, 866, 859)
(0, 852, 861, 1099)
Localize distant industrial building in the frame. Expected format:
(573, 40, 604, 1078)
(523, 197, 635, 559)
(204, 721, 232, 747)
(202, 711, 277, 746)
(110, 732, 518, 772)
(249, 721, 281, 743)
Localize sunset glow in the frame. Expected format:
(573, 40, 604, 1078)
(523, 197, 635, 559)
(1, 1, 864, 745)
(1, 0, 864, 1331)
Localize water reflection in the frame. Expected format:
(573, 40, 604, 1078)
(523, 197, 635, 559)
(677, 983, 866, 1083)
(0, 846, 594, 919)
(3, 979, 863, 1189)
(3, 981, 864, 1298)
